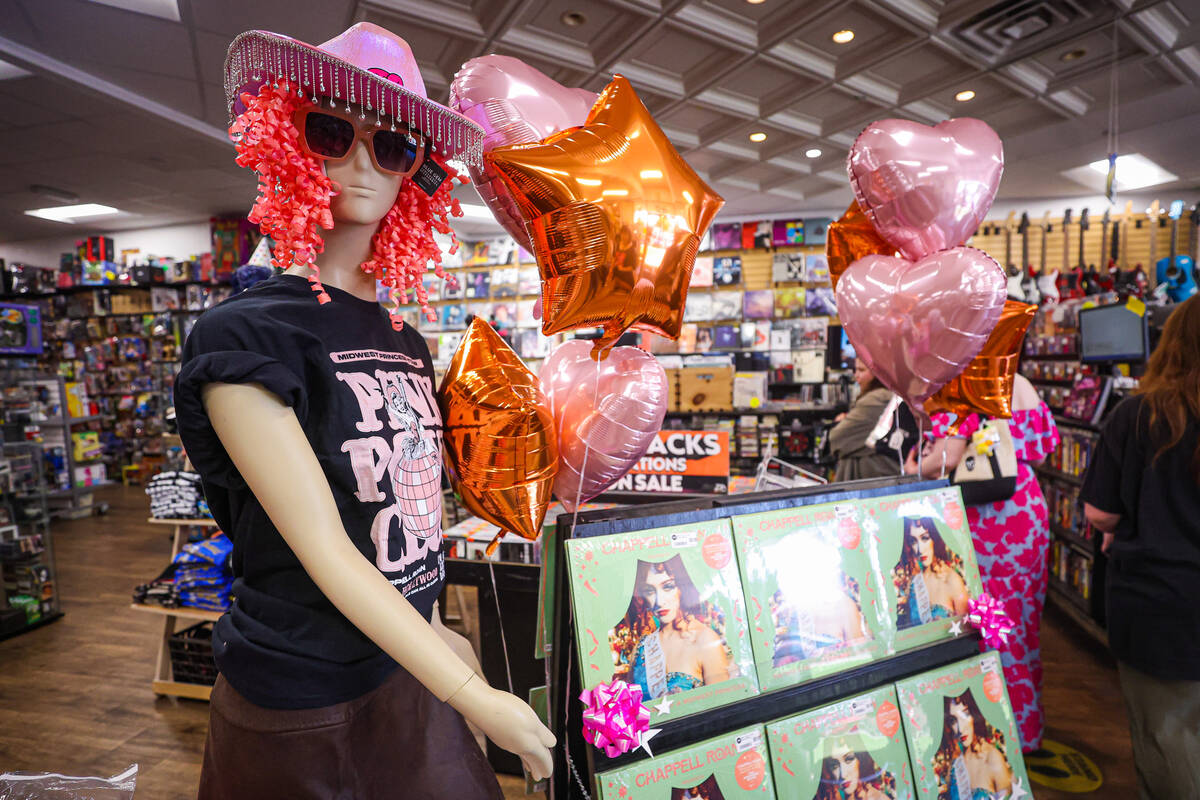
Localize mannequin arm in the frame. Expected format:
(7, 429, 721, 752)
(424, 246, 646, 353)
(202, 382, 555, 777)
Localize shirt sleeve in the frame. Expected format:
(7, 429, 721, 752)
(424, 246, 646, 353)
(1012, 401, 1061, 462)
(1080, 400, 1130, 515)
(829, 389, 891, 457)
(927, 412, 980, 440)
(173, 303, 310, 490)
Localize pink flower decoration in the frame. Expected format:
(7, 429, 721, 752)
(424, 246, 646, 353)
(967, 592, 1016, 650)
(579, 681, 651, 758)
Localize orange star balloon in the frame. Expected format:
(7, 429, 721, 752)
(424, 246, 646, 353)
(925, 300, 1037, 420)
(438, 318, 558, 553)
(826, 200, 896, 290)
(487, 74, 723, 354)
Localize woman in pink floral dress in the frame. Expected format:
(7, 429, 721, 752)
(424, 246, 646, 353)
(906, 374, 1060, 752)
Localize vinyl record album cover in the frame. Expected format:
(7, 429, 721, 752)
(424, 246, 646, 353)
(686, 293, 715, 323)
(491, 266, 519, 297)
(565, 520, 758, 723)
(772, 219, 805, 247)
(712, 291, 743, 320)
(715, 257, 743, 286)
(712, 223, 743, 250)
(748, 220, 773, 250)
(806, 287, 837, 317)
(743, 290, 775, 320)
(732, 500, 888, 690)
(714, 326, 739, 349)
(774, 288, 806, 319)
(804, 217, 833, 246)
(767, 686, 916, 800)
(792, 318, 829, 350)
(678, 323, 699, 354)
(860, 487, 984, 653)
(598, 726, 775, 800)
(518, 266, 540, 296)
(692, 255, 715, 288)
(773, 252, 806, 283)
(806, 255, 831, 285)
(895, 652, 1030, 800)
(467, 271, 491, 299)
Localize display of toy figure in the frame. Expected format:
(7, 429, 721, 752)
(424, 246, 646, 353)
(174, 23, 555, 800)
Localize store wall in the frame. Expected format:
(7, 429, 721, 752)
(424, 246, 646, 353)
(0, 221, 212, 267)
(0, 190, 1176, 269)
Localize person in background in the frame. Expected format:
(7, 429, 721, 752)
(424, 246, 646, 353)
(829, 361, 902, 481)
(1080, 295, 1200, 800)
(904, 373, 1059, 753)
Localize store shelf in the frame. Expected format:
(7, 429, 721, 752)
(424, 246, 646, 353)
(0, 611, 64, 642)
(1050, 524, 1093, 554)
(1054, 415, 1101, 433)
(1035, 465, 1084, 486)
(146, 517, 219, 527)
(1046, 582, 1107, 647)
(39, 414, 101, 426)
(130, 602, 223, 622)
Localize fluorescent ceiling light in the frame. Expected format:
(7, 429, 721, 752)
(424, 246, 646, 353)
(88, 0, 181, 21)
(457, 204, 497, 220)
(1078, 153, 1178, 191)
(25, 203, 121, 223)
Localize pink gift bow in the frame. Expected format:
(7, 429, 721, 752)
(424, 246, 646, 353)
(967, 592, 1016, 650)
(579, 680, 652, 758)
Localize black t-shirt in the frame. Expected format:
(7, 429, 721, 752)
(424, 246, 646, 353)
(175, 275, 446, 708)
(1080, 394, 1200, 680)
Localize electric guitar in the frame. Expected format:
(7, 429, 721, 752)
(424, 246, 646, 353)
(1093, 207, 1113, 292)
(1038, 208, 1066, 305)
(1024, 211, 1050, 305)
(1065, 207, 1089, 298)
(1155, 200, 1196, 302)
(1008, 213, 1028, 300)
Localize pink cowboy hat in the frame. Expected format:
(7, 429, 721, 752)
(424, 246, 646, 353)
(223, 22, 484, 166)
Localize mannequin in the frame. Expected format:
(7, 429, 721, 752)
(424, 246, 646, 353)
(201, 140, 554, 773)
(177, 22, 553, 798)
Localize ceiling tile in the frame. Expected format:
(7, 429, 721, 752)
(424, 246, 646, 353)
(785, 2, 912, 66)
(623, 28, 737, 79)
(716, 58, 813, 105)
(189, 0, 356, 41)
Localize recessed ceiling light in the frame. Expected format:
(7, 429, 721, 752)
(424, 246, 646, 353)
(25, 203, 121, 224)
(832, 29, 855, 44)
(955, 89, 976, 102)
(805, 148, 822, 158)
(746, 0, 766, 4)
(749, 131, 767, 142)
(1061, 48, 1087, 62)
(1084, 153, 1178, 190)
(560, 11, 586, 27)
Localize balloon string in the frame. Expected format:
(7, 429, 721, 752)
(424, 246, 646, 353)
(563, 647, 594, 800)
(488, 559, 515, 695)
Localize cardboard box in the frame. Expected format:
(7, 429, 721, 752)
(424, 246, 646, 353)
(678, 365, 733, 412)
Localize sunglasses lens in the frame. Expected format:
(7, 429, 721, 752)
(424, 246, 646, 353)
(372, 130, 421, 174)
(302, 112, 355, 159)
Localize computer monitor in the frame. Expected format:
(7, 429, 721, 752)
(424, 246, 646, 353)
(1078, 303, 1148, 363)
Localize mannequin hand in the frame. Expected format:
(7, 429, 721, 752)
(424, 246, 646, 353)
(448, 674, 556, 780)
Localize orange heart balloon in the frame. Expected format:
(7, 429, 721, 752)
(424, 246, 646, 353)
(925, 300, 1037, 420)
(826, 200, 895, 290)
(486, 74, 723, 354)
(438, 318, 558, 553)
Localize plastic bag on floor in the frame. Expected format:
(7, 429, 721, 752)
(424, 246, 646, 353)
(0, 764, 136, 799)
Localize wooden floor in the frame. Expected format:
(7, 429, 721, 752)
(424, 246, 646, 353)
(0, 486, 1136, 798)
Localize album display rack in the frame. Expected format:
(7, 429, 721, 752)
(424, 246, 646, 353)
(546, 475, 983, 799)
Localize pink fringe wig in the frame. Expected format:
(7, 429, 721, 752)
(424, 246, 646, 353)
(229, 80, 464, 328)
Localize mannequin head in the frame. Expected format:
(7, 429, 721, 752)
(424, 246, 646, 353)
(232, 81, 462, 325)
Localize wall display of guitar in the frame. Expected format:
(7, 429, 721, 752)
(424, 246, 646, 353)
(1022, 211, 1049, 305)
(1008, 212, 1028, 300)
(1115, 200, 1154, 298)
(1092, 208, 1114, 292)
(1059, 207, 1088, 299)
(1154, 200, 1196, 302)
(1038, 208, 1066, 304)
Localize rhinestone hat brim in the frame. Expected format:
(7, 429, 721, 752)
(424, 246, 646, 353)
(223, 30, 485, 169)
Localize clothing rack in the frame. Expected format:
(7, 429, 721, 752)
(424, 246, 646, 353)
(546, 475, 984, 799)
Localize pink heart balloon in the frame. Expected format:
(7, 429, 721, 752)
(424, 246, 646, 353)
(835, 247, 1006, 409)
(449, 56, 597, 252)
(540, 340, 667, 512)
(848, 118, 1003, 261)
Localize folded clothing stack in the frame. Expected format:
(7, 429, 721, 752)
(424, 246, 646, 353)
(133, 532, 234, 612)
(146, 471, 206, 519)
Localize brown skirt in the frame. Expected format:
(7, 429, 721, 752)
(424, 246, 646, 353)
(198, 667, 504, 800)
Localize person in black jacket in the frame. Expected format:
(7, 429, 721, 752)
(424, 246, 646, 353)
(1081, 295, 1200, 800)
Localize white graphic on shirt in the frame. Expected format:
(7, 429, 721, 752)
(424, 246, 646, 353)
(336, 366, 443, 583)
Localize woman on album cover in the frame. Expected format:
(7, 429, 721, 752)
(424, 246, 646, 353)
(812, 734, 896, 800)
(934, 689, 1013, 800)
(770, 572, 870, 668)
(609, 556, 732, 699)
(892, 517, 969, 629)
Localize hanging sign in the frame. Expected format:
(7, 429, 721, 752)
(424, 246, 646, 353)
(613, 430, 730, 494)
